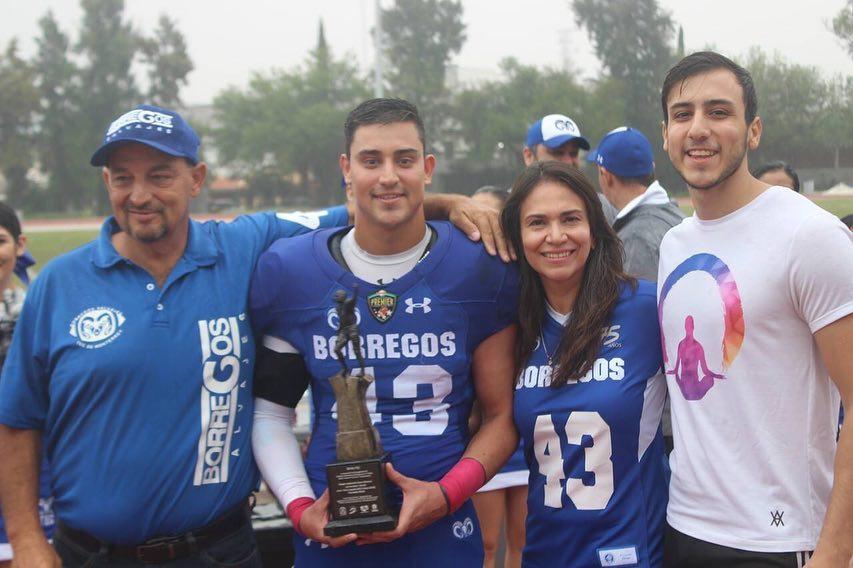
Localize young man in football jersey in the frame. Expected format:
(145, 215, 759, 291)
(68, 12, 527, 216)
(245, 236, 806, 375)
(658, 51, 853, 567)
(249, 98, 519, 566)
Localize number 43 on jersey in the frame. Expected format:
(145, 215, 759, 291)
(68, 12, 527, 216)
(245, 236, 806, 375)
(534, 412, 614, 510)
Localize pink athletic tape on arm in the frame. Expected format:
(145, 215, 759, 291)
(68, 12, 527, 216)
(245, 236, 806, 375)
(286, 496, 315, 536)
(438, 457, 486, 514)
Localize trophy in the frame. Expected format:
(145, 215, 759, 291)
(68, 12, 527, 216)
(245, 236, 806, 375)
(324, 289, 397, 536)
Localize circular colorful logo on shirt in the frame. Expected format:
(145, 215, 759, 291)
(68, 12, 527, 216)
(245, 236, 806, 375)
(69, 307, 126, 349)
(658, 253, 744, 400)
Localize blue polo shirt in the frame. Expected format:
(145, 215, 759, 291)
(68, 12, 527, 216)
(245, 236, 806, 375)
(0, 208, 347, 545)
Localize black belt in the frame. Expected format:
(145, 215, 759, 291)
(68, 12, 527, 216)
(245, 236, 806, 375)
(56, 499, 253, 564)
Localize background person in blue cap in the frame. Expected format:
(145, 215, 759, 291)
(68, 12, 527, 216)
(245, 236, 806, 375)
(588, 126, 684, 459)
(523, 114, 618, 224)
(522, 113, 590, 168)
(0, 103, 505, 568)
(588, 127, 684, 283)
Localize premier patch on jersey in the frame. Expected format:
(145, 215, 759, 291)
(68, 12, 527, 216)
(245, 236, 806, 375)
(368, 290, 397, 323)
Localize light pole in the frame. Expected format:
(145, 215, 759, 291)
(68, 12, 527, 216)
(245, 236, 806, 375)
(374, 0, 384, 97)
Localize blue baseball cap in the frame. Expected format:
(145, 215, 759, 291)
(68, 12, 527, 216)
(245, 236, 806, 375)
(586, 127, 653, 177)
(525, 114, 590, 150)
(90, 104, 200, 166)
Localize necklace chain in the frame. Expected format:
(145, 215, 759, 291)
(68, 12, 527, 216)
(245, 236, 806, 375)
(539, 323, 553, 367)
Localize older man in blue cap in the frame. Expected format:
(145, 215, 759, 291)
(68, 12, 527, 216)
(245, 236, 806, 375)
(0, 103, 505, 568)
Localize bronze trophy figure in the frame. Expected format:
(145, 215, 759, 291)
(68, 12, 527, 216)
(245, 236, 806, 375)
(324, 289, 397, 536)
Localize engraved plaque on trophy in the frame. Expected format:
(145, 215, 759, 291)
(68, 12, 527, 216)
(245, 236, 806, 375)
(324, 289, 397, 537)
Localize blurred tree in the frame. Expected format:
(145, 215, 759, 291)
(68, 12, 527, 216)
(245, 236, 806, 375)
(448, 58, 632, 192)
(34, 11, 88, 212)
(453, 58, 597, 166)
(0, 41, 39, 208)
(833, 0, 853, 59)
(76, 0, 140, 213)
(139, 15, 193, 107)
(379, 0, 466, 149)
(815, 76, 853, 172)
(214, 21, 368, 207)
(572, 0, 675, 137)
(742, 49, 830, 167)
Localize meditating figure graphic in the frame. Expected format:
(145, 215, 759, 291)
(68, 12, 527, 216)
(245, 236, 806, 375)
(667, 315, 725, 400)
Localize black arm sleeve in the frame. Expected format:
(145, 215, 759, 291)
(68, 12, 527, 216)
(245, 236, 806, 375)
(253, 345, 312, 408)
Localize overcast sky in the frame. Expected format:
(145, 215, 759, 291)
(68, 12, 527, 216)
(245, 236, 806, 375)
(2, 0, 851, 106)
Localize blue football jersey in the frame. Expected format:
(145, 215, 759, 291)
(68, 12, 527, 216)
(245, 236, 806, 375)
(514, 281, 667, 568)
(250, 221, 518, 500)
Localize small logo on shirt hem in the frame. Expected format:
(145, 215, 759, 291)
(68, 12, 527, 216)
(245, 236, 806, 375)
(452, 517, 474, 539)
(597, 545, 638, 566)
(771, 510, 785, 527)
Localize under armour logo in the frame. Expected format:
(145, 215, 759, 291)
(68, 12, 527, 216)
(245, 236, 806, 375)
(452, 517, 475, 539)
(404, 297, 432, 314)
(770, 510, 785, 527)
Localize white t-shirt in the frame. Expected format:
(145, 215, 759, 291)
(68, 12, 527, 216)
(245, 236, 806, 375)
(657, 186, 853, 552)
(341, 227, 431, 285)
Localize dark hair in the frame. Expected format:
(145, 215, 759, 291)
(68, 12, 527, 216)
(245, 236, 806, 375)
(344, 98, 426, 157)
(613, 172, 656, 188)
(841, 214, 853, 230)
(0, 203, 22, 240)
(752, 161, 800, 192)
(661, 51, 758, 126)
(473, 185, 509, 205)
(500, 161, 635, 387)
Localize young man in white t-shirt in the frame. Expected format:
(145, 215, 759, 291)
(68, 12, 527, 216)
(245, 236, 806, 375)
(657, 51, 853, 567)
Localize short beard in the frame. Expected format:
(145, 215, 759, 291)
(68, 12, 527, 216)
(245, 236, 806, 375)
(120, 217, 168, 243)
(129, 226, 168, 243)
(677, 136, 748, 191)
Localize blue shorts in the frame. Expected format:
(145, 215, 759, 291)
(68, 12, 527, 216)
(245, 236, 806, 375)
(294, 501, 483, 567)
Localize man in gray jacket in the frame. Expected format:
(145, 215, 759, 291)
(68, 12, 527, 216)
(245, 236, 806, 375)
(590, 127, 684, 454)
(588, 127, 684, 282)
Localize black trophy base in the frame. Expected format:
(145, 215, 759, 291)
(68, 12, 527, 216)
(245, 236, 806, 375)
(324, 455, 397, 536)
(324, 513, 397, 536)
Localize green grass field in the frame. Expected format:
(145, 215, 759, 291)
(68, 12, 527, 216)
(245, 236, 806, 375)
(809, 197, 853, 218)
(678, 196, 853, 217)
(19, 195, 853, 272)
(26, 230, 98, 270)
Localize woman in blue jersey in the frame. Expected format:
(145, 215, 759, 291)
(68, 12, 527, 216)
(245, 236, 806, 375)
(500, 162, 667, 568)
(0, 203, 53, 567)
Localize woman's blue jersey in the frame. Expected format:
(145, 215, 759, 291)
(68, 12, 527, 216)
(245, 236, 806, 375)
(514, 281, 667, 568)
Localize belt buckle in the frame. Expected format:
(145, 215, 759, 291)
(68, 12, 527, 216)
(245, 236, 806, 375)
(135, 535, 184, 563)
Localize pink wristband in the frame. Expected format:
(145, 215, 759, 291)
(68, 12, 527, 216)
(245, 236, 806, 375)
(438, 458, 486, 514)
(286, 497, 315, 536)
